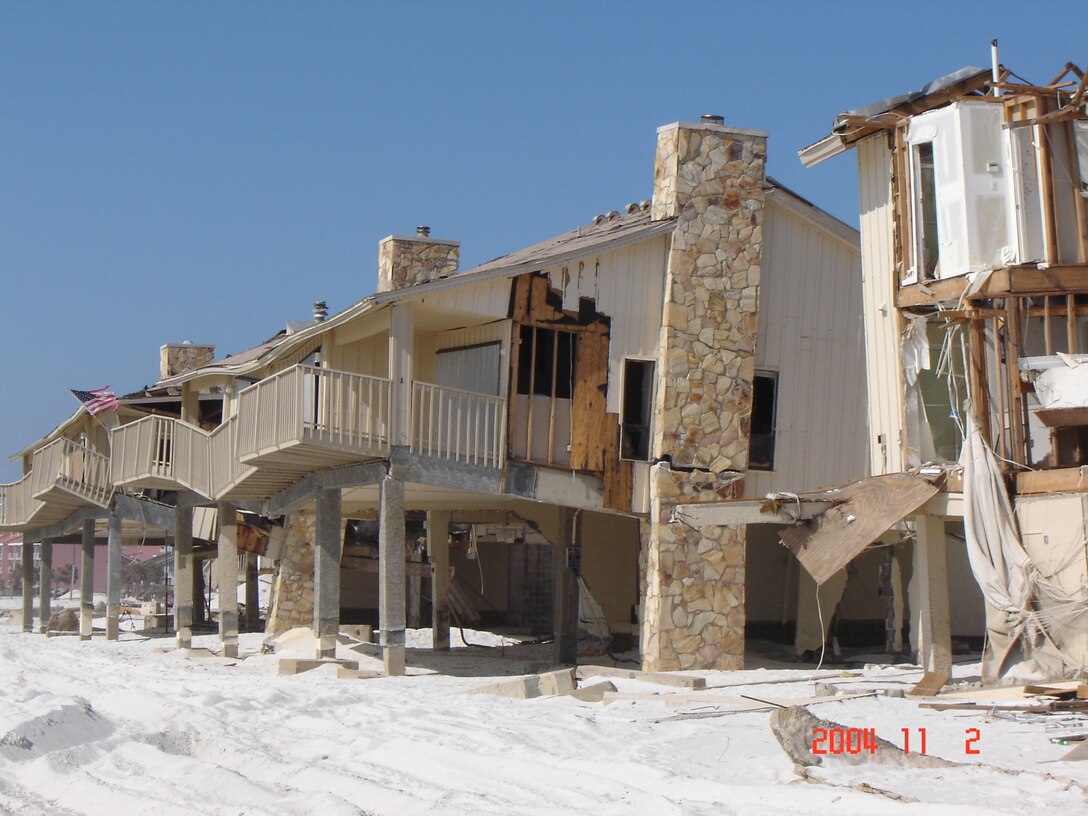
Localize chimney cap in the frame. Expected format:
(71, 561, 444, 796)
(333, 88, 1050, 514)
(416, 225, 431, 237)
(700, 113, 725, 125)
(313, 300, 328, 322)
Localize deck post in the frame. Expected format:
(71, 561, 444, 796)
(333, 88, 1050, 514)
(38, 537, 52, 634)
(912, 515, 952, 678)
(427, 510, 452, 650)
(21, 539, 34, 632)
(388, 302, 414, 446)
(379, 474, 406, 675)
(106, 513, 122, 640)
(174, 506, 194, 649)
(245, 552, 260, 632)
(80, 520, 95, 640)
(552, 508, 579, 666)
(313, 487, 342, 659)
(217, 502, 239, 658)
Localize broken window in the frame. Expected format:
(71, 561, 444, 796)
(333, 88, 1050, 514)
(913, 141, 941, 280)
(516, 326, 575, 398)
(621, 359, 654, 460)
(749, 372, 778, 470)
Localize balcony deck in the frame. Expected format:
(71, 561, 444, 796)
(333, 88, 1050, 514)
(236, 365, 392, 469)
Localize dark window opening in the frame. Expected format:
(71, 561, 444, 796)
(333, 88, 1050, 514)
(915, 141, 940, 280)
(621, 360, 654, 460)
(516, 325, 575, 398)
(749, 372, 777, 470)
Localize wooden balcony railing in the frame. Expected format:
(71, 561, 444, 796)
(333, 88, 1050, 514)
(410, 381, 506, 468)
(237, 365, 391, 460)
(208, 416, 255, 498)
(0, 475, 37, 528)
(30, 437, 112, 508)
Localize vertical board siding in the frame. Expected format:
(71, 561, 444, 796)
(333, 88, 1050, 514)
(856, 135, 904, 476)
(747, 195, 867, 497)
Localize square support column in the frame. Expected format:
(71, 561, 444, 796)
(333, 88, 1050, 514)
(313, 487, 343, 659)
(80, 520, 95, 640)
(379, 474, 406, 675)
(217, 502, 239, 658)
(106, 513, 122, 640)
(245, 553, 260, 632)
(427, 510, 452, 651)
(552, 508, 579, 666)
(912, 515, 952, 678)
(38, 538, 52, 634)
(174, 506, 194, 649)
(21, 539, 33, 632)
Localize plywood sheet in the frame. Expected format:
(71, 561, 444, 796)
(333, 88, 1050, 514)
(778, 473, 940, 584)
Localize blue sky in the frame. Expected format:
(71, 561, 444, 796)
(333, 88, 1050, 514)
(1, 1, 1083, 480)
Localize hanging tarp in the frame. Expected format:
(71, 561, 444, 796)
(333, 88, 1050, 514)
(959, 414, 1066, 679)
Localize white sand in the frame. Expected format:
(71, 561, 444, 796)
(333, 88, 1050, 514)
(0, 609, 1084, 815)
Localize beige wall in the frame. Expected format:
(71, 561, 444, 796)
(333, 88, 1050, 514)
(579, 511, 640, 627)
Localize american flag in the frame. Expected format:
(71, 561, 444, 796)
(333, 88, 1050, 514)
(69, 387, 120, 415)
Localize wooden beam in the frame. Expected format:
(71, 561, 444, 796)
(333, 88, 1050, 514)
(897, 276, 970, 307)
(1017, 466, 1088, 495)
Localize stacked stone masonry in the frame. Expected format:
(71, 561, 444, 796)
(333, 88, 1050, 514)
(266, 515, 316, 636)
(378, 235, 460, 292)
(642, 122, 767, 672)
(159, 343, 215, 379)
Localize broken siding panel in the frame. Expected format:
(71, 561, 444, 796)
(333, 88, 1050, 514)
(423, 278, 511, 320)
(541, 237, 667, 415)
(747, 198, 867, 497)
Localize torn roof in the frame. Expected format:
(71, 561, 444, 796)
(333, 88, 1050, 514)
(799, 65, 992, 167)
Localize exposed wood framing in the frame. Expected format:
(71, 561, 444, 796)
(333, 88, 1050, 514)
(507, 272, 629, 514)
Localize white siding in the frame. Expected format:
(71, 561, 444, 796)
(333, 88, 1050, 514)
(415, 321, 511, 394)
(422, 278, 511, 320)
(746, 194, 867, 497)
(856, 134, 905, 476)
(543, 235, 668, 414)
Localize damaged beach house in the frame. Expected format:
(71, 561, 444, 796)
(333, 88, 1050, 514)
(1, 115, 871, 673)
(741, 51, 1088, 684)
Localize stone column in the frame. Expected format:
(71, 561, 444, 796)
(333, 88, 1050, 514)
(642, 120, 767, 672)
(21, 539, 33, 632)
(427, 510, 452, 651)
(217, 502, 239, 658)
(379, 474, 406, 675)
(174, 506, 194, 649)
(38, 538, 52, 634)
(80, 520, 95, 640)
(912, 515, 952, 677)
(313, 488, 342, 659)
(106, 513, 122, 640)
(552, 508, 580, 666)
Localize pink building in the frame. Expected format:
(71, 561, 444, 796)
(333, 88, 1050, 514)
(0, 533, 163, 596)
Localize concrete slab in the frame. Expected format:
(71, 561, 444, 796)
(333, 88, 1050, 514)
(566, 681, 616, 702)
(279, 658, 360, 676)
(576, 664, 707, 689)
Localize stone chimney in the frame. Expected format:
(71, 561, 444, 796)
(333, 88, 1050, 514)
(160, 342, 215, 380)
(642, 118, 768, 675)
(650, 119, 768, 469)
(377, 226, 459, 292)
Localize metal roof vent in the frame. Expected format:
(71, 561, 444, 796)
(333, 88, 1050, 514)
(416, 225, 431, 237)
(313, 300, 328, 322)
(700, 114, 725, 125)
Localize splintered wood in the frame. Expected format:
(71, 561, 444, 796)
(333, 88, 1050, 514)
(777, 473, 940, 585)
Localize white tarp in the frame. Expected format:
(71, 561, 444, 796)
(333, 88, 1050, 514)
(1034, 354, 1088, 409)
(959, 415, 1066, 679)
